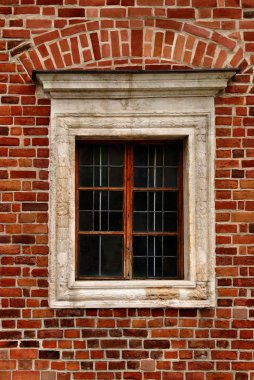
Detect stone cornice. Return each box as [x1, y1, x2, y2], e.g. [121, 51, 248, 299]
[35, 69, 237, 99]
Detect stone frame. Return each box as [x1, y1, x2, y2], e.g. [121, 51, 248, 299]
[35, 70, 236, 308]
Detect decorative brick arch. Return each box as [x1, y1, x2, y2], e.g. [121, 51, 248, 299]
[15, 19, 246, 78]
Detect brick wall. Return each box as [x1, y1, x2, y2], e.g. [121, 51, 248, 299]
[0, 1, 254, 379]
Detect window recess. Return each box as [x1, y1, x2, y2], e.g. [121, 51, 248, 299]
[76, 141, 183, 280]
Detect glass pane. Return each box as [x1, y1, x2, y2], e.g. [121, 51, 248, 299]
[133, 236, 147, 257]
[148, 145, 163, 166]
[164, 192, 178, 211]
[148, 167, 163, 188]
[79, 211, 93, 231]
[164, 145, 180, 166]
[133, 212, 147, 232]
[101, 235, 123, 276]
[163, 257, 178, 278]
[133, 143, 180, 189]
[133, 257, 147, 278]
[109, 192, 123, 211]
[94, 166, 108, 187]
[78, 235, 99, 276]
[164, 167, 178, 187]
[79, 191, 93, 210]
[79, 191, 123, 232]
[94, 145, 108, 165]
[133, 191, 178, 232]
[79, 144, 93, 165]
[78, 235, 123, 277]
[164, 236, 178, 256]
[148, 257, 162, 277]
[134, 145, 148, 166]
[79, 166, 93, 187]
[109, 212, 123, 231]
[109, 145, 124, 165]
[149, 212, 162, 231]
[134, 167, 148, 188]
[133, 192, 147, 211]
[110, 167, 123, 187]
[163, 212, 177, 232]
[78, 144, 124, 188]
[132, 235, 178, 278]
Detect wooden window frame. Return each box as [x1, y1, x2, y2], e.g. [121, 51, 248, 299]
[75, 140, 183, 281]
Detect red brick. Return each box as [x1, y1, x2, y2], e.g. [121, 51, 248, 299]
[131, 30, 143, 57]
[167, 8, 195, 18]
[214, 8, 242, 18]
[207, 375, 233, 380]
[10, 349, 38, 359]
[156, 19, 183, 31]
[13, 371, 40, 380]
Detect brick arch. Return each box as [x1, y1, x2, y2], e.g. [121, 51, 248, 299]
[17, 20, 245, 78]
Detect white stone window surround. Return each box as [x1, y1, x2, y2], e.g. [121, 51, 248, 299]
[35, 70, 236, 308]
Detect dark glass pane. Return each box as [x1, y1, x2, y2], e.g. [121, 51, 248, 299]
[109, 145, 124, 165]
[133, 212, 147, 232]
[101, 235, 123, 276]
[79, 211, 93, 231]
[147, 236, 163, 257]
[164, 236, 178, 256]
[94, 211, 108, 231]
[94, 145, 108, 165]
[109, 192, 123, 211]
[149, 211, 162, 232]
[109, 212, 123, 231]
[79, 191, 123, 232]
[79, 145, 93, 165]
[163, 212, 177, 232]
[148, 192, 162, 211]
[94, 166, 108, 187]
[79, 166, 93, 187]
[164, 192, 178, 211]
[148, 257, 162, 277]
[134, 145, 148, 166]
[164, 167, 178, 187]
[79, 191, 93, 210]
[149, 167, 163, 188]
[94, 191, 108, 210]
[78, 235, 99, 276]
[163, 257, 178, 278]
[133, 236, 147, 257]
[133, 192, 178, 233]
[133, 257, 147, 278]
[134, 167, 148, 188]
[148, 146, 163, 166]
[132, 236, 178, 278]
[164, 145, 179, 166]
[78, 235, 123, 277]
[133, 192, 147, 211]
[109, 167, 123, 187]
[133, 143, 180, 189]
[79, 144, 124, 188]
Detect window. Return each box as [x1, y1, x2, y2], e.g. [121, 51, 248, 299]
[76, 141, 183, 280]
[35, 69, 236, 308]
